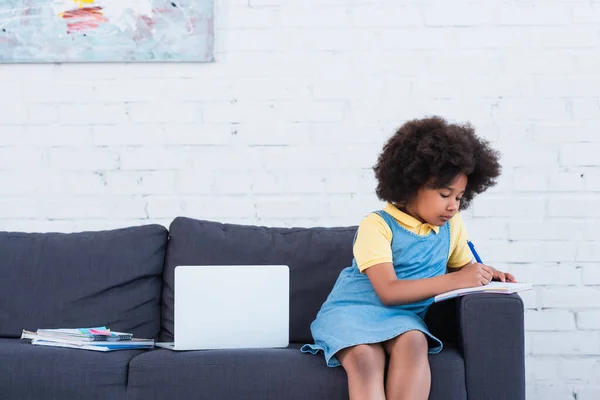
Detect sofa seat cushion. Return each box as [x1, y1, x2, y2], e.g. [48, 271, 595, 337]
[0, 338, 145, 400]
[429, 347, 467, 400]
[126, 344, 349, 400]
[126, 345, 466, 400]
[0, 224, 168, 339]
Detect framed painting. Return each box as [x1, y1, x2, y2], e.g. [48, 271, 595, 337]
[0, 0, 214, 62]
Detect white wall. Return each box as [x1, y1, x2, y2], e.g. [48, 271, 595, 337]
[1, 0, 599, 398]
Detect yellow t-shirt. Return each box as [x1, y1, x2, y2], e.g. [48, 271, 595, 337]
[353, 203, 473, 273]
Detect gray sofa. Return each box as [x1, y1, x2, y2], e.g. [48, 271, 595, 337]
[0, 217, 526, 400]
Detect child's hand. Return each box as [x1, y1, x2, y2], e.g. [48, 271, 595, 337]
[489, 266, 517, 283]
[455, 263, 494, 288]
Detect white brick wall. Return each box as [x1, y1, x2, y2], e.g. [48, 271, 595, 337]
[0, 0, 599, 397]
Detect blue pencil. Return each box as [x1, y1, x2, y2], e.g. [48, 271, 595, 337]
[467, 240, 483, 264]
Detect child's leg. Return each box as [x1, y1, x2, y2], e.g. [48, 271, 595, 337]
[337, 343, 386, 400]
[383, 330, 431, 400]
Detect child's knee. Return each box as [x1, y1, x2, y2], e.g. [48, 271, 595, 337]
[403, 330, 428, 347]
[386, 330, 428, 355]
[338, 344, 385, 376]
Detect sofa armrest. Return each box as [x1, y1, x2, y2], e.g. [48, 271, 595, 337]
[457, 293, 526, 400]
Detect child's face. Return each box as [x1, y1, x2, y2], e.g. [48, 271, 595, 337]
[406, 173, 468, 226]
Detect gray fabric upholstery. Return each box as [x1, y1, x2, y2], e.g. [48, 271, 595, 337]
[161, 217, 356, 343]
[428, 347, 467, 400]
[126, 345, 465, 400]
[0, 338, 143, 400]
[425, 296, 459, 345]
[0, 219, 524, 400]
[458, 293, 526, 400]
[0, 225, 168, 339]
[127, 345, 348, 400]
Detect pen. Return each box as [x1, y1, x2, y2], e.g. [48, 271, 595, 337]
[467, 240, 483, 264]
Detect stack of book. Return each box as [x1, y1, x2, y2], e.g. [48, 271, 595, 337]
[20, 326, 154, 352]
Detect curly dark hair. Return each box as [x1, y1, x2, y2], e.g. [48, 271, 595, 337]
[373, 116, 501, 210]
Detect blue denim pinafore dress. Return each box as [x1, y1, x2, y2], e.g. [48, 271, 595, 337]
[301, 210, 450, 367]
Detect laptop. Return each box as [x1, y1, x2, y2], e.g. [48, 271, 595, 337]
[155, 265, 289, 351]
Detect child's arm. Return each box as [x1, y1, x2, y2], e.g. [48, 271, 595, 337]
[365, 262, 494, 306]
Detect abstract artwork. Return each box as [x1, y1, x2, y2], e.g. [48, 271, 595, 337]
[0, 0, 214, 63]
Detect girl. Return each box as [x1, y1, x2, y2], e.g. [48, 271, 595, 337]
[301, 116, 517, 400]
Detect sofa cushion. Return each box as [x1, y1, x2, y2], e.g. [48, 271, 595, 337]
[429, 347, 467, 400]
[0, 338, 144, 400]
[161, 217, 356, 343]
[126, 345, 465, 400]
[0, 225, 168, 339]
[126, 344, 349, 400]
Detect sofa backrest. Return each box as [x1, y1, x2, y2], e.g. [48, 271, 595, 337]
[0, 225, 168, 339]
[162, 217, 356, 344]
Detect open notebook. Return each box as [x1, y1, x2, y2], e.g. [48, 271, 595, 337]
[434, 281, 532, 303]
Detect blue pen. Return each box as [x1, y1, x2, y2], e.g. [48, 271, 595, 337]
[467, 240, 483, 264]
